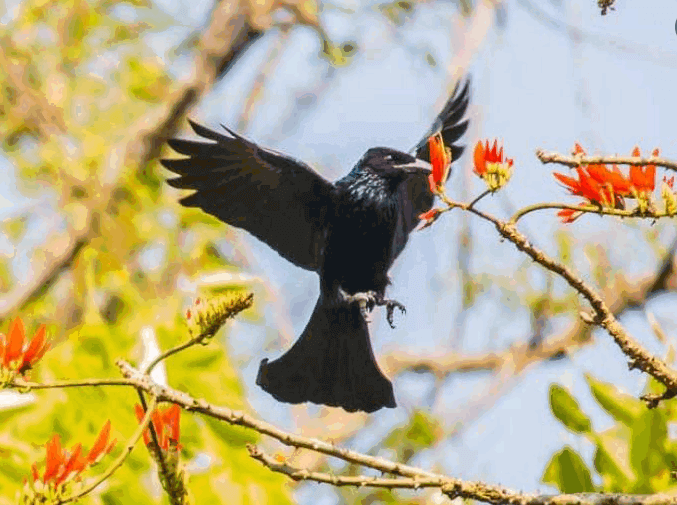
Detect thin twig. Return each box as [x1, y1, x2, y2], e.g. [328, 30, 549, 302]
[509, 202, 675, 224]
[536, 149, 677, 172]
[10, 377, 137, 389]
[144, 336, 204, 376]
[467, 189, 492, 209]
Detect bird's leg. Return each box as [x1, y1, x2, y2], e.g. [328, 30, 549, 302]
[338, 288, 376, 321]
[338, 289, 406, 328]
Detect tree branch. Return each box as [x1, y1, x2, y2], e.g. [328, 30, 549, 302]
[385, 238, 677, 379]
[117, 360, 677, 505]
[536, 149, 677, 172]
[429, 196, 677, 406]
[247, 444, 677, 505]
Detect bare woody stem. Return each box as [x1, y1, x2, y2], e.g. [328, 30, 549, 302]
[536, 149, 677, 171]
[11, 378, 137, 390]
[509, 202, 675, 224]
[144, 337, 204, 376]
[247, 444, 676, 505]
[456, 202, 677, 405]
[118, 359, 438, 479]
[117, 361, 676, 505]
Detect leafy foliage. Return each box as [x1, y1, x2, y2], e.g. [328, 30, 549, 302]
[0, 0, 292, 502]
[544, 375, 677, 494]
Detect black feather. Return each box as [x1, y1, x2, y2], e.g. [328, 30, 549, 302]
[414, 79, 471, 174]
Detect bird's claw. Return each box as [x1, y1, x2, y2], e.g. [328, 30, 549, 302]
[339, 289, 406, 328]
[384, 299, 406, 329]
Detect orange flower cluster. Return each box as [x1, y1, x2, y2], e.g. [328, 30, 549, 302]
[419, 137, 515, 228]
[554, 144, 659, 223]
[135, 404, 181, 453]
[473, 139, 514, 191]
[25, 421, 116, 498]
[427, 133, 451, 194]
[0, 318, 50, 382]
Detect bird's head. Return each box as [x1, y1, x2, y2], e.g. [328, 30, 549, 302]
[341, 147, 435, 205]
[358, 147, 432, 181]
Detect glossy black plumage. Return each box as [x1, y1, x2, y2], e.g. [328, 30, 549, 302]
[162, 80, 470, 413]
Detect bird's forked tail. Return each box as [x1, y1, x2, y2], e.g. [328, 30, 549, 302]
[256, 292, 396, 413]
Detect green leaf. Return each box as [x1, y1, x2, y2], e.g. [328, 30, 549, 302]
[542, 446, 595, 493]
[586, 374, 642, 426]
[629, 409, 668, 488]
[593, 436, 631, 491]
[125, 57, 171, 103]
[383, 411, 443, 463]
[549, 384, 592, 434]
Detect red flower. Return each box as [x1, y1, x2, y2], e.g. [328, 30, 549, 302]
[87, 419, 116, 464]
[27, 421, 115, 493]
[628, 146, 658, 194]
[554, 144, 661, 222]
[572, 142, 586, 155]
[553, 167, 621, 207]
[561, 144, 658, 199]
[427, 133, 450, 193]
[135, 404, 181, 452]
[473, 139, 514, 190]
[417, 208, 441, 230]
[0, 318, 50, 378]
[20, 324, 50, 375]
[585, 164, 631, 196]
[557, 207, 584, 224]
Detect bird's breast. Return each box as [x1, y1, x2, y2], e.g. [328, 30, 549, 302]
[322, 193, 399, 294]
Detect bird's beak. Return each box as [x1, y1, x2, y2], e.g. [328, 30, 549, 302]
[393, 159, 432, 172]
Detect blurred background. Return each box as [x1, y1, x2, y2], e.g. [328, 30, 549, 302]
[1, 0, 677, 502]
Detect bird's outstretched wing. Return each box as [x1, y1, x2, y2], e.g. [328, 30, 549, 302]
[162, 121, 335, 271]
[391, 79, 471, 247]
[413, 79, 471, 166]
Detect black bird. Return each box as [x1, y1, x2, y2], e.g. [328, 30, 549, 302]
[161, 81, 470, 413]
